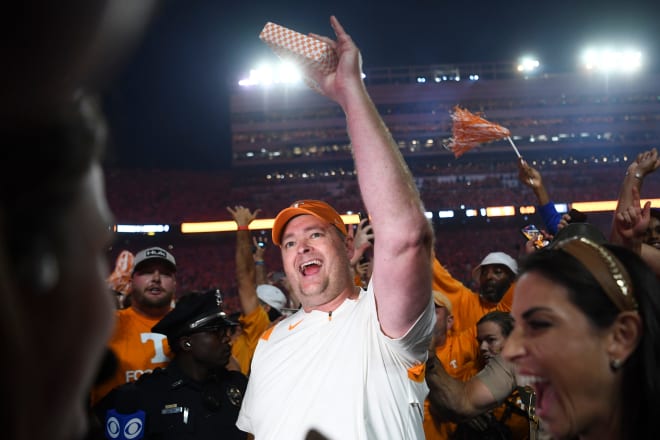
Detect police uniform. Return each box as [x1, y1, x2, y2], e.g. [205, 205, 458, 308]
[92, 290, 247, 440]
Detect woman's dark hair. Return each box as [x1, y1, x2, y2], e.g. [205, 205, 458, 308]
[477, 310, 514, 337]
[518, 243, 660, 438]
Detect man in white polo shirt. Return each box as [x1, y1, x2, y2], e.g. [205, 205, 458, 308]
[236, 16, 435, 440]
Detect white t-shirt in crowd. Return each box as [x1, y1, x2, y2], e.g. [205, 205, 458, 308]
[236, 281, 435, 439]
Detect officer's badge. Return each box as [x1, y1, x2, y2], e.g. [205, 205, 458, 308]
[226, 386, 243, 407]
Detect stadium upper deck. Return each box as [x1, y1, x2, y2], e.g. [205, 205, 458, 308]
[230, 62, 660, 169]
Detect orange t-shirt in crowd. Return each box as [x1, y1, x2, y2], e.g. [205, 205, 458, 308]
[231, 305, 272, 376]
[432, 257, 515, 333]
[491, 388, 534, 440]
[89, 307, 172, 406]
[424, 326, 480, 440]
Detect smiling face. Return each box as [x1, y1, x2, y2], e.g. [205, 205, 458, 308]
[502, 271, 620, 440]
[279, 215, 354, 311]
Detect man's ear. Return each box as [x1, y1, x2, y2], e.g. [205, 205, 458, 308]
[607, 311, 642, 366]
[180, 337, 193, 351]
[447, 314, 454, 331]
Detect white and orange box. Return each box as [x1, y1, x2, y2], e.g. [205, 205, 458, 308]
[259, 22, 338, 74]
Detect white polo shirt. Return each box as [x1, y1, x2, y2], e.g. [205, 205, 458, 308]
[236, 281, 435, 439]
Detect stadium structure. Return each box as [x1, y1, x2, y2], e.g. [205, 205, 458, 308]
[106, 61, 660, 298]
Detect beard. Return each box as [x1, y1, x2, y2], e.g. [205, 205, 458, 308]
[479, 281, 510, 304]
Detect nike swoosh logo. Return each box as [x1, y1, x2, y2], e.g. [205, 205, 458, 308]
[288, 319, 304, 331]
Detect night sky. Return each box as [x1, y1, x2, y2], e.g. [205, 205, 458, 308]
[102, 0, 660, 171]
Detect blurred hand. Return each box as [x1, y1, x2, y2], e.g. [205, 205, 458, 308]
[517, 159, 542, 189]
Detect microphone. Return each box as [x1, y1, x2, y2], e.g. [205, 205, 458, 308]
[104, 386, 145, 440]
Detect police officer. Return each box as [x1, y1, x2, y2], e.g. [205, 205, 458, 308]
[92, 289, 248, 440]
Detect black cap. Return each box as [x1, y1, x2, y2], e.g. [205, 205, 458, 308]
[152, 289, 237, 339]
[549, 222, 607, 249]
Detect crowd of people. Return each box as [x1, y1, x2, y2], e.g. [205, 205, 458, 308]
[103, 158, 659, 225]
[6, 7, 660, 440]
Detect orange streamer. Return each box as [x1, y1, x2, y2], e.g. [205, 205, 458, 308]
[446, 106, 511, 158]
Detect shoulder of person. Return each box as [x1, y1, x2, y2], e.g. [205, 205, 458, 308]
[131, 367, 168, 388]
[215, 368, 248, 388]
[93, 381, 144, 415]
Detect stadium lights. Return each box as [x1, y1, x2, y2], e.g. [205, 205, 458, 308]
[517, 57, 540, 73]
[136, 199, 660, 235]
[238, 61, 304, 87]
[238, 61, 367, 88]
[580, 47, 643, 73]
[114, 224, 171, 234]
[571, 199, 660, 213]
[484, 206, 516, 217]
[181, 214, 361, 234]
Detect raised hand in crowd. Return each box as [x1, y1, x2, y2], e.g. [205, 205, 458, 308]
[348, 216, 374, 287]
[612, 148, 659, 243]
[518, 158, 562, 234]
[610, 148, 660, 274]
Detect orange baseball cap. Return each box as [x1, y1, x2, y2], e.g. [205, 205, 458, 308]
[272, 199, 347, 246]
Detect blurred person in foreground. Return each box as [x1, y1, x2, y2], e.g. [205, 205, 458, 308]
[236, 15, 435, 439]
[2, 3, 159, 439]
[2, 92, 116, 440]
[502, 237, 660, 439]
[91, 290, 247, 439]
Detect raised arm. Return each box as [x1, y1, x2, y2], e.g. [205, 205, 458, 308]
[518, 158, 562, 234]
[227, 205, 261, 315]
[611, 148, 659, 245]
[308, 16, 433, 337]
[613, 186, 660, 274]
[426, 351, 512, 420]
